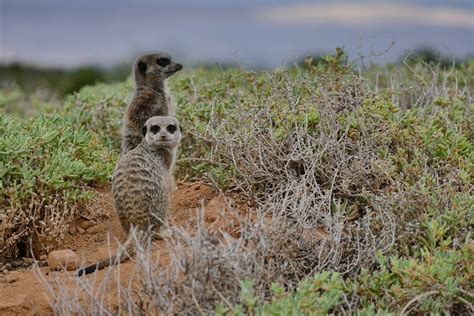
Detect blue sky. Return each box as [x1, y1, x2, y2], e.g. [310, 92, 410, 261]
[1, 0, 473, 68]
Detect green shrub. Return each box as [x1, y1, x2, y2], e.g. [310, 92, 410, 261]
[63, 79, 132, 148]
[219, 244, 472, 314]
[222, 273, 347, 315]
[0, 112, 117, 256]
[0, 85, 61, 117]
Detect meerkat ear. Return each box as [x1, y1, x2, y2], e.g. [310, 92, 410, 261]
[138, 61, 147, 76]
[141, 125, 147, 136]
[179, 125, 183, 134]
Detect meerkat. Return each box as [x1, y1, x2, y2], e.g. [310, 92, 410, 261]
[121, 52, 182, 155]
[77, 116, 182, 276]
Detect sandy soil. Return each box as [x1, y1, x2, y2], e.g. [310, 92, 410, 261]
[0, 182, 247, 315]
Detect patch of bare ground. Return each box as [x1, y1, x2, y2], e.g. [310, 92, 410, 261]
[0, 182, 249, 315]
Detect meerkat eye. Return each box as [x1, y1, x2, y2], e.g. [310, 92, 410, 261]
[166, 124, 177, 133]
[156, 58, 170, 67]
[138, 61, 147, 75]
[150, 125, 160, 134]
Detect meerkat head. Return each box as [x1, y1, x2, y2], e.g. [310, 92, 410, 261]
[141, 116, 182, 149]
[133, 52, 183, 88]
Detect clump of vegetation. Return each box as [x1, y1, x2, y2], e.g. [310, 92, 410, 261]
[2, 50, 473, 313]
[0, 109, 117, 257]
[63, 79, 132, 147]
[0, 84, 62, 118]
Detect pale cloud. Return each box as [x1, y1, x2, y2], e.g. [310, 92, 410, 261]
[257, 4, 474, 29]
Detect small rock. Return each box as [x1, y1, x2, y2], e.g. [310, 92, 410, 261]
[2, 269, 7, 274]
[23, 257, 34, 265]
[79, 220, 93, 230]
[47, 249, 80, 271]
[11, 260, 22, 269]
[77, 226, 86, 235]
[5, 271, 21, 283]
[87, 224, 105, 235]
[68, 225, 77, 235]
[94, 232, 106, 242]
[4, 263, 12, 271]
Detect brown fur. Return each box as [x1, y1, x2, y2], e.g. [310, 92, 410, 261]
[121, 52, 182, 155]
[77, 116, 182, 276]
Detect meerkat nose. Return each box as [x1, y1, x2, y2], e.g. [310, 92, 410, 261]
[160, 135, 167, 140]
[176, 63, 183, 70]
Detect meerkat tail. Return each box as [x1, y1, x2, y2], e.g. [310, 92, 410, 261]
[76, 237, 135, 277]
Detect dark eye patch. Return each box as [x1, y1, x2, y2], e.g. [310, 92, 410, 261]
[166, 124, 177, 133]
[150, 125, 160, 134]
[138, 61, 147, 75]
[157, 58, 170, 67]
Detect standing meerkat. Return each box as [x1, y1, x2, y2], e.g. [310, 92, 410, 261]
[121, 52, 182, 155]
[77, 116, 182, 276]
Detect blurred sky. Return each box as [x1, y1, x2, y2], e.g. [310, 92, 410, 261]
[1, 0, 473, 68]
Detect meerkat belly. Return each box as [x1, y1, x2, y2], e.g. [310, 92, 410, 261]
[112, 155, 170, 233]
